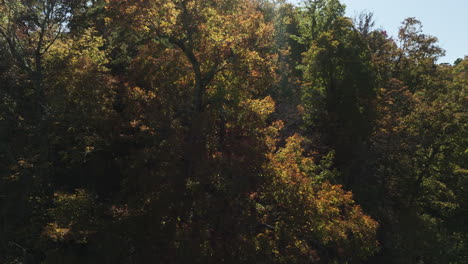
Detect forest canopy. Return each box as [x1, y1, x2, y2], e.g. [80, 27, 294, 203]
[0, 0, 466, 263]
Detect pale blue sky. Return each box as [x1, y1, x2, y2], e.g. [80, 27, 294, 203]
[289, 0, 468, 64]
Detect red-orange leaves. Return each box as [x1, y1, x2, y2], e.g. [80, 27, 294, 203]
[255, 134, 379, 262]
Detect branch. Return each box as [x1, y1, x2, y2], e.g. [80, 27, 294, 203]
[35, 0, 53, 59]
[0, 27, 32, 74]
[41, 24, 62, 55]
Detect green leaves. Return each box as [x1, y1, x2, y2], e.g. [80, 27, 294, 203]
[1, 0, 465, 263]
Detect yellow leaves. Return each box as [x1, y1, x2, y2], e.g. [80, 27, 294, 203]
[44, 189, 97, 244]
[331, 40, 340, 48]
[205, 7, 236, 44]
[129, 119, 153, 133]
[104, 16, 112, 25]
[282, 16, 292, 25]
[54, 189, 90, 203]
[43, 222, 71, 242]
[244, 96, 275, 119]
[154, 1, 180, 35]
[129, 86, 157, 102]
[47, 28, 108, 72]
[84, 146, 95, 156]
[18, 158, 34, 169]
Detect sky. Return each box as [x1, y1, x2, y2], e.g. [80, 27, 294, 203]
[289, 0, 468, 64]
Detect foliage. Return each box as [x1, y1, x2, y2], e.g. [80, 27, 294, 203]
[0, 0, 466, 263]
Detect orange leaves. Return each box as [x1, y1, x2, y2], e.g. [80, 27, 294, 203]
[254, 133, 379, 261]
[106, 0, 180, 34]
[267, 134, 313, 185]
[108, 0, 277, 118]
[129, 86, 156, 102]
[262, 120, 284, 152]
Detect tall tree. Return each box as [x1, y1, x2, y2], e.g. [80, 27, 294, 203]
[299, 12, 376, 187]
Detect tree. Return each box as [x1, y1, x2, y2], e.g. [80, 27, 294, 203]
[1, 0, 464, 263]
[297, 0, 345, 44]
[361, 59, 467, 264]
[393, 18, 445, 92]
[300, 14, 376, 187]
[0, 0, 86, 119]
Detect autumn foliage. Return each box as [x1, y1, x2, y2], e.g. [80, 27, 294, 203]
[0, 0, 466, 263]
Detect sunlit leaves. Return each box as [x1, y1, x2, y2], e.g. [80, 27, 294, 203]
[253, 134, 379, 262]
